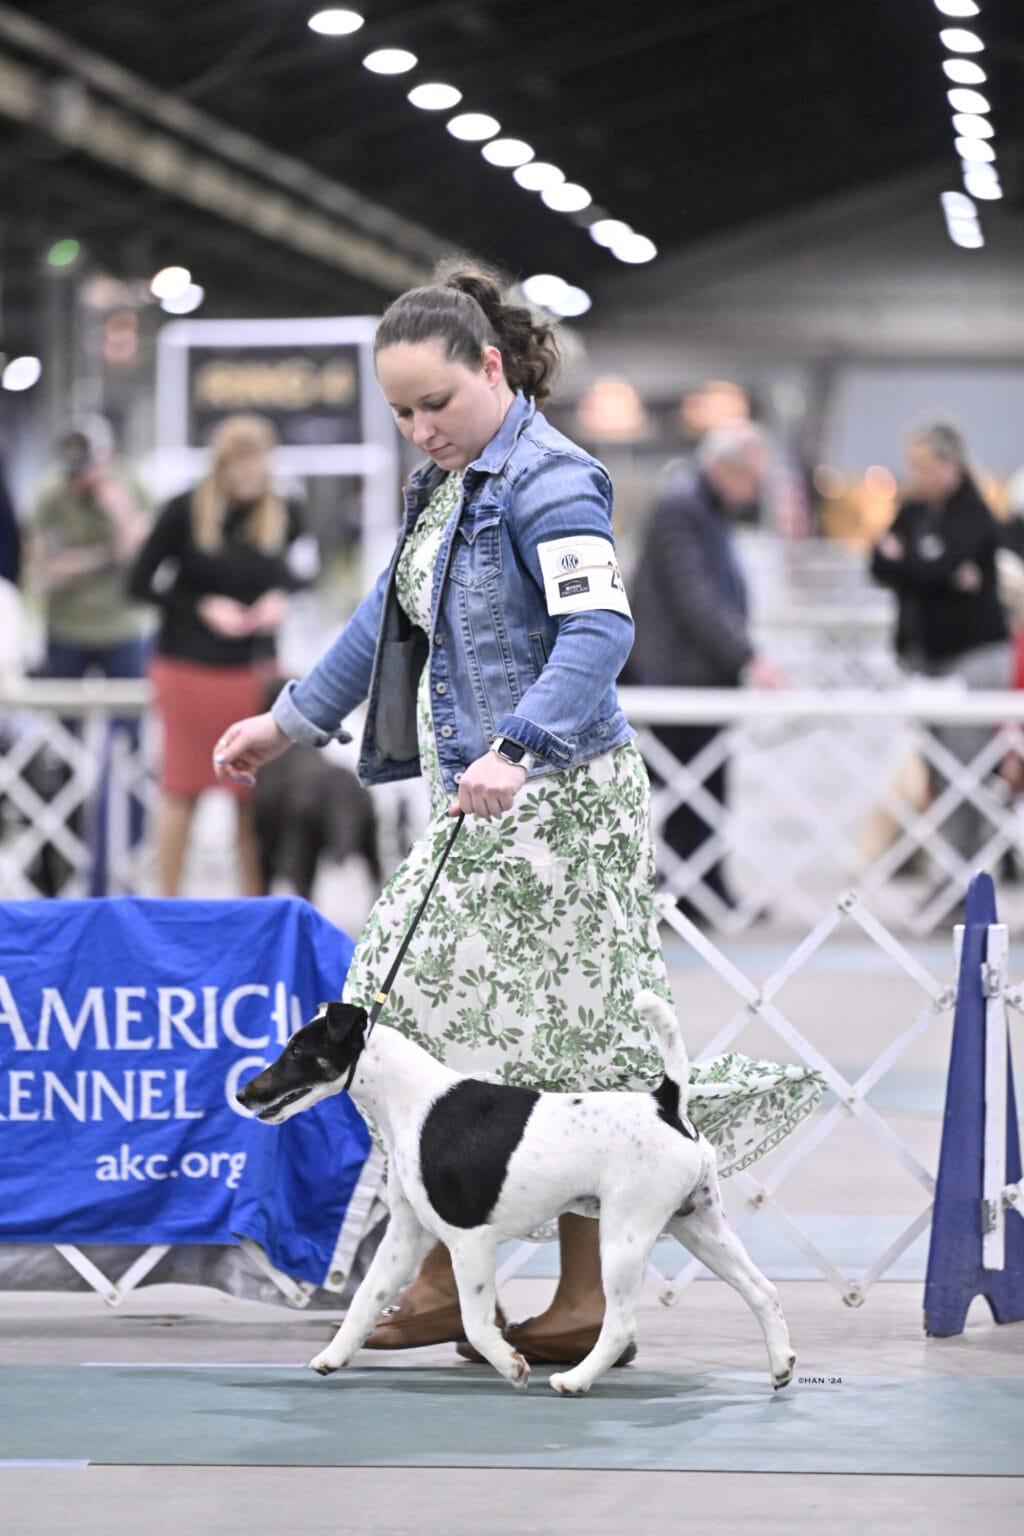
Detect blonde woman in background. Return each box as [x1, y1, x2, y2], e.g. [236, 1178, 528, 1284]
[128, 415, 319, 895]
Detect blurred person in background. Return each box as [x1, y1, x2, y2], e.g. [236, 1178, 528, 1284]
[0, 447, 23, 678]
[25, 419, 152, 895]
[870, 419, 1011, 869]
[128, 414, 319, 897]
[629, 423, 785, 920]
[0, 447, 21, 589]
[677, 379, 811, 537]
[678, 379, 752, 446]
[27, 418, 151, 682]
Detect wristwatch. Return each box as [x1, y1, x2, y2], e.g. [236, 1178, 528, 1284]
[490, 736, 534, 772]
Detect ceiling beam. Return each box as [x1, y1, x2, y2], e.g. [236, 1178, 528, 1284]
[0, 3, 445, 290]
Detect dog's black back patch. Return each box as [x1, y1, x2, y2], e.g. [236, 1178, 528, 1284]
[652, 1077, 698, 1140]
[418, 1080, 540, 1228]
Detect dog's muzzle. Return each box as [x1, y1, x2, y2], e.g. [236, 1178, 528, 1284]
[237, 1084, 308, 1122]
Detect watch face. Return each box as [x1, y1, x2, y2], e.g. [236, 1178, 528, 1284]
[497, 738, 526, 763]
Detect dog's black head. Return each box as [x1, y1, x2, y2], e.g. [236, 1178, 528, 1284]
[235, 1001, 369, 1124]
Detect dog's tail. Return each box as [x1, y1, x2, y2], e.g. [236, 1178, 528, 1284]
[634, 989, 690, 1111]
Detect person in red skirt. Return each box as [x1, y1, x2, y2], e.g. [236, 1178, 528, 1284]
[128, 415, 319, 895]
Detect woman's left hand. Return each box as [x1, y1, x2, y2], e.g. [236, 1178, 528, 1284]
[455, 751, 528, 820]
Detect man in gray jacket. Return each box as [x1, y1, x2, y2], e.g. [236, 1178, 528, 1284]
[629, 423, 782, 916]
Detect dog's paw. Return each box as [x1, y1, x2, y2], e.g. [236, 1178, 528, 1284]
[772, 1353, 796, 1391]
[308, 1349, 342, 1376]
[510, 1351, 530, 1391]
[550, 1369, 590, 1396]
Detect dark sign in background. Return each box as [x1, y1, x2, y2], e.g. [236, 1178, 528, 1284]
[186, 343, 363, 448]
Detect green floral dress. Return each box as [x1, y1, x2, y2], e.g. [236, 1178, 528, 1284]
[343, 472, 823, 1177]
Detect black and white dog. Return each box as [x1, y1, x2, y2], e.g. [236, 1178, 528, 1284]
[237, 992, 795, 1396]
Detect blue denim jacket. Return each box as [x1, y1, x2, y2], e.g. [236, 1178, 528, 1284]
[272, 392, 635, 791]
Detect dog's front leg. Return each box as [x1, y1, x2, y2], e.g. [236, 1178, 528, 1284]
[308, 1195, 434, 1377]
[550, 1214, 645, 1396]
[449, 1229, 529, 1391]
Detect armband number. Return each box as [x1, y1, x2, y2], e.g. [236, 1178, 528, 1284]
[536, 535, 632, 619]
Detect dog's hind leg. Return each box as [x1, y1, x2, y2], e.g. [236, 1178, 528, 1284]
[666, 1171, 795, 1390]
[308, 1195, 435, 1377]
[448, 1229, 530, 1391]
[550, 1211, 648, 1396]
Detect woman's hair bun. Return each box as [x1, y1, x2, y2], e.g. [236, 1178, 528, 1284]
[374, 258, 563, 405]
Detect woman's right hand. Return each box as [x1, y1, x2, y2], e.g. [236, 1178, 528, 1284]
[212, 712, 292, 786]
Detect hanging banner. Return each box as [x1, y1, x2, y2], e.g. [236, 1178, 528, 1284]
[0, 897, 370, 1286]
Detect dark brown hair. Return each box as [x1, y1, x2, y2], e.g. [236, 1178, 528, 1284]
[374, 259, 563, 406]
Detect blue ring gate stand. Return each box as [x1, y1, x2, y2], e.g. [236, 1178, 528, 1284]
[924, 871, 1024, 1336]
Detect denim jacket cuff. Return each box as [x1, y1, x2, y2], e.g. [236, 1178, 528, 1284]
[493, 712, 573, 768]
[272, 680, 353, 748]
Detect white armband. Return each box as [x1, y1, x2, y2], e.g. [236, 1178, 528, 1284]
[536, 535, 632, 619]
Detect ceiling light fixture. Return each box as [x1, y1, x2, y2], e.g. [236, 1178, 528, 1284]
[947, 87, 990, 113]
[556, 285, 592, 317]
[363, 48, 417, 74]
[1, 355, 42, 391]
[934, 5, 999, 248]
[446, 112, 499, 141]
[950, 111, 994, 137]
[160, 283, 206, 315]
[407, 83, 462, 110]
[610, 233, 658, 264]
[955, 135, 995, 162]
[962, 164, 1003, 199]
[942, 58, 986, 83]
[541, 182, 592, 213]
[150, 265, 192, 300]
[513, 161, 564, 191]
[308, 9, 364, 35]
[481, 138, 534, 167]
[939, 27, 985, 51]
[521, 273, 569, 308]
[588, 218, 633, 248]
[520, 273, 591, 317]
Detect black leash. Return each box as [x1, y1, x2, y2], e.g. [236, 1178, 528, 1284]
[367, 810, 465, 1030]
[342, 811, 465, 1088]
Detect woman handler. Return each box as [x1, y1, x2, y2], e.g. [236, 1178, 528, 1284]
[215, 264, 821, 1363]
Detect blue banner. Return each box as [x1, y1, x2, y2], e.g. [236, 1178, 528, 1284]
[0, 897, 371, 1286]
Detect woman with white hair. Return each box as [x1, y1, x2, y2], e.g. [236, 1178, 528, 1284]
[128, 414, 318, 895]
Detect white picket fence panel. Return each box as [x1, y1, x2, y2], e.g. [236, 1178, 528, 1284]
[3, 678, 1024, 1307]
[619, 685, 1024, 937]
[646, 891, 953, 1307]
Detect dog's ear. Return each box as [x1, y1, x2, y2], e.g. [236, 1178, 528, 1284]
[323, 1001, 368, 1042]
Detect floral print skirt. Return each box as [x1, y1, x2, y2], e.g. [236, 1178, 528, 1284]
[343, 740, 824, 1179]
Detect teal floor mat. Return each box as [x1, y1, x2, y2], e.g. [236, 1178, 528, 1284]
[1, 1366, 1020, 1474]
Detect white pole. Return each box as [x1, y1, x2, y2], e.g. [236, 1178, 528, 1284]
[982, 924, 1009, 1271]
